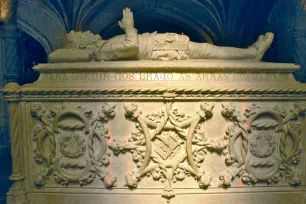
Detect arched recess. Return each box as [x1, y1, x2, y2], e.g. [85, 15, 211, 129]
[16, 0, 68, 54]
[15, 0, 279, 52]
[83, 0, 225, 44]
[82, 0, 277, 47]
[221, 0, 277, 47]
[99, 9, 214, 44]
[19, 32, 47, 85]
[264, 0, 306, 82]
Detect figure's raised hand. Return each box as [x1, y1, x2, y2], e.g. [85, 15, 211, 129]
[118, 8, 135, 32]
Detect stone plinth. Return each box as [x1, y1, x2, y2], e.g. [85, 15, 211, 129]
[2, 60, 306, 204]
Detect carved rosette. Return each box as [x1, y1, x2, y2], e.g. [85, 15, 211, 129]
[110, 102, 226, 202]
[219, 102, 305, 186]
[31, 103, 117, 187]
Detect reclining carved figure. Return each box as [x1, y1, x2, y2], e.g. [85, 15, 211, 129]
[49, 8, 274, 62]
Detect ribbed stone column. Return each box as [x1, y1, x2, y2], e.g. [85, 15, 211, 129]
[0, 22, 21, 160]
[0, 21, 26, 204]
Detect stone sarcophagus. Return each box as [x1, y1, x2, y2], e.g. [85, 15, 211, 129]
[2, 60, 306, 204]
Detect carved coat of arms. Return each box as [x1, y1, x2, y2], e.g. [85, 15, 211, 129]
[110, 102, 226, 202]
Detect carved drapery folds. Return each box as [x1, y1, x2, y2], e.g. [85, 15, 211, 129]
[31, 103, 117, 187]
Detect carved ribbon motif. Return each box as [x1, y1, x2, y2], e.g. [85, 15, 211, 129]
[30, 101, 305, 203]
[219, 102, 305, 186]
[110, 102, 226, 202]
[31, 103, 117, 187]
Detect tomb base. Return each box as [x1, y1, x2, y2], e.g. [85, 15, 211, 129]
[3, 60, 306, 204]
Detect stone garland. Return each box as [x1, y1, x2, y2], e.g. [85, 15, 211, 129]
[31, 103, 117, 187]
[30, 102, 306, 203]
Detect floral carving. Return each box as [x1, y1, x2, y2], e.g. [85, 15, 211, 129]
[31, 103, 117, 187]
[103, 173, 117, 188]
[273, 105, 287, 118]
[124, 171, 139, 188]
[219, 102, 306, 187]
[198, 172, 212, 188]
[249, 131, 276, 158]
[30, 103, 45, 118]
[60, 133, 86, 158]
[29, 101, 306, 198]
[110, 102, 225, 202]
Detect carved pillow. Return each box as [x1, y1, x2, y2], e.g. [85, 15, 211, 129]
[48, 49, 91, 63]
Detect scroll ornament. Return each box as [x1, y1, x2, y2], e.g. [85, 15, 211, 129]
[219, 102, 306, 186]
[31, 103, 117, 187]
[109, 102, 226, 202]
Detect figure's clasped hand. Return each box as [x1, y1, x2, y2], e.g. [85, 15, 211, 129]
[118, 8, 135, 33]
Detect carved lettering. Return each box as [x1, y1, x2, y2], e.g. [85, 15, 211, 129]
[178, 73, 191, 80]
[196, 73, 229, 81]
[139, 73, 174, 81]
[41, 73, 291, 82]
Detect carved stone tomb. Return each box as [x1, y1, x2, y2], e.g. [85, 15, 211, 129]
[3, 60, 306, 204]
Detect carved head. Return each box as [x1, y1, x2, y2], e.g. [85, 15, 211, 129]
[98, 103, 116, 122]
[199, 103, 214, 120]
[124, 104, 141, 120]
[65, 31, 104, 50]
[102, 103, 116, 118]
[221, 103, 236, 120]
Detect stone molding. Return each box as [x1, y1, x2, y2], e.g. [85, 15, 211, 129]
[3, 60, 306, 204]
[33, 60, 300, 73]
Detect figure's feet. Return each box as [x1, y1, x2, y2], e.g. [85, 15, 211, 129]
[250, 32, 274, 61]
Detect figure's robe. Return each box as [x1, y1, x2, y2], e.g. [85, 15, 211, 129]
[100, 30, 190, 61]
